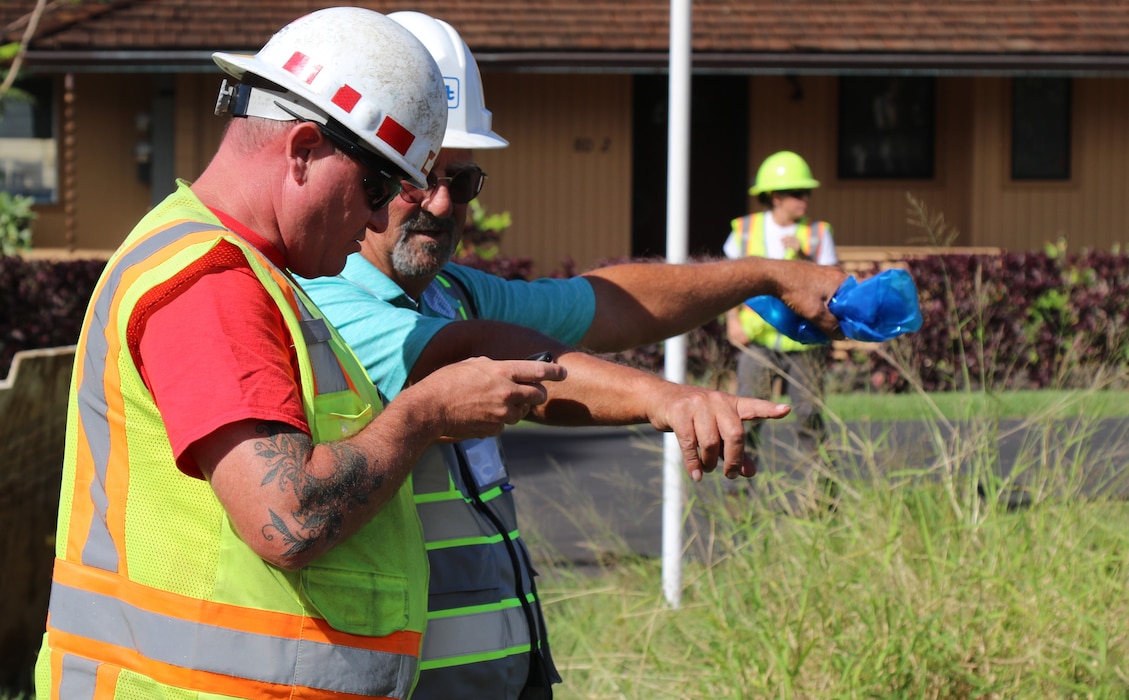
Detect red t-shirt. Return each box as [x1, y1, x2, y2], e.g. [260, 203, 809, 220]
[132, 211, 309, 478]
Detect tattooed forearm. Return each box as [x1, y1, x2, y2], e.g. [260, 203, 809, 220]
[252, 421, 385, 557]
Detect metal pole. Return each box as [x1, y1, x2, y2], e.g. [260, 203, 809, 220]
[662, 0, 691, 609]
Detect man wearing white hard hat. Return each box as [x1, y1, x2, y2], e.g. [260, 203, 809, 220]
[33, 9, 568, 699]
[304, 11, 849, 700]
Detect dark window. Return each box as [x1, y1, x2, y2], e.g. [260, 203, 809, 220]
[631, 74, 749, 258]
[0, 77, 58, 204]
[1011, 77, 1071, 180]
[838, 76, 935, 179]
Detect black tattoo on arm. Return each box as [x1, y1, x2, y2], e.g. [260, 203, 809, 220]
[252, 421, 385, 557]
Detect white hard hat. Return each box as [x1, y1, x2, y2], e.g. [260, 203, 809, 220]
[388, 11, 508, 150]
[212, 7, 447, 188]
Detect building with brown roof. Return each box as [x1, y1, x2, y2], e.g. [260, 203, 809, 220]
[4, 0, 1129, 270]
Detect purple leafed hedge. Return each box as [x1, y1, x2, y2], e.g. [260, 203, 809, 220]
[4, 249, 1128, 393]
[1, 256, 106, 379]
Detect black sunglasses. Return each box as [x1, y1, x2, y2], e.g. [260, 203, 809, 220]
[399, 166, 487, 205]
[777, 189, 812, 199]
[315, 123, 404, 210]
[272, 100, 405, 211]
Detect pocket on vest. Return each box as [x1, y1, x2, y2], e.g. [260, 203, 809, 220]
[301, 566, 409, 636]
[313, 390, 374, 441]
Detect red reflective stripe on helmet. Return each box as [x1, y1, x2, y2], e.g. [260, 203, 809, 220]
[333, 85, 362, 112]
[283, 51, 322, 84]
[377, 116, 415, 156]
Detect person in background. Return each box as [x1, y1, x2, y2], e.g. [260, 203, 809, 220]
[723, 150, 840, 481]
[33, 9, 567, 699]
[303, 14, 849, 700]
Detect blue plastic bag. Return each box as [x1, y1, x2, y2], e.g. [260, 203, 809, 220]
[745, 268, 923, 344]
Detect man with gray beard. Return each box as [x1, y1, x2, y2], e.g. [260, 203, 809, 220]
[390, 209, 459, 278]
[301, 12, 847, 699]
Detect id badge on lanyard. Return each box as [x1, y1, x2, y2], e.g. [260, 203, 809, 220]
[462, 437, 509, 491]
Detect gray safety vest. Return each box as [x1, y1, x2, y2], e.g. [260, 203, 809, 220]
[410, 271, 560, 700]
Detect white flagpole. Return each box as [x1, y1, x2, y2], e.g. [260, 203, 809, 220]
[662, 0, 691, 609]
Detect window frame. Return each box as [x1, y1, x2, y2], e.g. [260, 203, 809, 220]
[0, 76, 59, 205]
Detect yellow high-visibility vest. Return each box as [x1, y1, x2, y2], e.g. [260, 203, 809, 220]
[37, 184, 427, 699]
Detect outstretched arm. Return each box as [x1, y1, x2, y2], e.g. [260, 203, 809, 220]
[530, 348, 790, 481]
[578, 257, 847, 352]
[409, 320, 789, 481]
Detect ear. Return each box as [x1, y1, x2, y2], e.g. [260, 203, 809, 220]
[285, 121, 326, 185]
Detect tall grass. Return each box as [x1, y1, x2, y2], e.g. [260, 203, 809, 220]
[532, 199, 1129, 699]
[539, 485, 1129, 698]
[533, 382, 1129, 698]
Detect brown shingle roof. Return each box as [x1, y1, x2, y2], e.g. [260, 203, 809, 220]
[4, 0, 1129, 70]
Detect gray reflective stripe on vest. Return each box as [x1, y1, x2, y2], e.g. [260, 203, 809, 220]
[295, 298, 349, 394]
[420, 604, 532, 667]
[58, 654, 98, 700]
[77, 221, 220, 572]
[49, 580, 415, 697]
[76, 224, 347, 572]
[414, 443, 519, 544]
[416, 495, 518, 545]
[412, 444, 455, 496]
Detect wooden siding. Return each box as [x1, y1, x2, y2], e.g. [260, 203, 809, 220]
[24, 71, 1128, 258]
[32, 74, 153, 249]
[475, 73, 633, 275]
[970, 76, 1129, 252]
[174, 73, 227, 184]
[745, 75, 974, 249]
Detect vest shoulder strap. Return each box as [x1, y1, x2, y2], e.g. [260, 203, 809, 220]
[432, 270, 479, 320]
[730, 213, 763, 257]
[799, 219, 827, 261]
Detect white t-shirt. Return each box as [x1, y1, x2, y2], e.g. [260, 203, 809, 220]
[723, 213, 838, 266]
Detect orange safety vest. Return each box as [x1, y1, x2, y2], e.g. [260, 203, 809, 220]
[731, 211, 830, 352]
[36, 185, 427, 699]
[731, 211, 829, 263]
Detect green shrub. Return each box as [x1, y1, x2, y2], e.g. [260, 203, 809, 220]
[0, 192, 36, 256]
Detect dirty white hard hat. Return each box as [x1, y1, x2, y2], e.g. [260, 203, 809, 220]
[212, 7, 447, 188]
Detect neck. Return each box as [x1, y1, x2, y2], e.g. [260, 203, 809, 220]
[771, 209, 797, 227]
[394, 273, 433, 302]
[191, 152, 283, 250]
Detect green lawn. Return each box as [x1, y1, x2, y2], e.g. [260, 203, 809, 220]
[828, 388, 1129, 422]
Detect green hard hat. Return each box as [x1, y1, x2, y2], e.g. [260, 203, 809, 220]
[749, 151, 820, 196]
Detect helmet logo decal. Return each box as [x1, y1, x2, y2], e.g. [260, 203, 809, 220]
[282, 51, 322, 85]
[444, 77, 461, 108]
[332, 85, 361, 113]
[376, 116, 416, 157]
